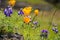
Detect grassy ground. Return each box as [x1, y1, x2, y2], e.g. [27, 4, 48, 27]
[0, 10, 60, 40]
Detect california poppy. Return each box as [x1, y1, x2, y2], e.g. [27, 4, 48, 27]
[8, 0, 16, 7]
[23, 6, 32, 16]
[24, 16, 31, 24]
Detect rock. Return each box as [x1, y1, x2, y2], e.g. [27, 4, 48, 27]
[7, 33, 24, 40]
[0, 38, 3, 40]
[1, 34, 8, 38]
[15, 33, 24, 40]
[0, 34, 8, 40]
[7, 33, 14, 39]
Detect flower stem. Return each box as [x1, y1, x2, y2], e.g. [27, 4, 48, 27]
[49, 8, 57, 28]
[32, 15, 37, 23]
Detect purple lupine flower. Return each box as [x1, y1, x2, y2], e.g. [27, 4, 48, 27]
[52, 27, 58, 33]
[4, 6, 13, 17]
[8, 8, 13, 14]
[18, 10, 24, 15]
[52, 27, 56, 31]
[55, 29, 58, 33]
[7, 6, 13, 14]
[33, 21, 38, 25]
[7, 6, 10, 9]
[4, 9, 10, 17]
[42, 30, 48, 33]
[4, 8, 10, 17]
[4, 9, 7, 15]
[18, 8, 24, 15]
[40, 30, 48, 38]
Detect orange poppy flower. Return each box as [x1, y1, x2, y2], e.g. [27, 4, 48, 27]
[8, 0, 16, 7]
[23, 8, 30, 16]
[23, 6, 32, 16]
[34, 9, 39, 15]
[26, 6, 32, 12]
[24, 16, 31, 24]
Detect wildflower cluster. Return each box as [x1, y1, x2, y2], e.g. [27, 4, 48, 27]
[4, 6, 39, 24]
[2, 5, 59, 40]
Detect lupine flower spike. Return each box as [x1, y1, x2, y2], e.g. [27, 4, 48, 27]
[18, 8, 24, 15]
[40, 30, 48, 39]
[32, 21, 38, 29]
[4, 6, 13, 17]
[52, 27, 58, 33]
[33, 21, 38, 25]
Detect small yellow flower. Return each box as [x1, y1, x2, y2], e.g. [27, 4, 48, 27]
[8, 0, 16, 7]
[34, 9, 39, 15]
[24, 16, 31, 24]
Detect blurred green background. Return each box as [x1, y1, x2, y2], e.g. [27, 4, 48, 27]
[0, 0, 60, 10]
